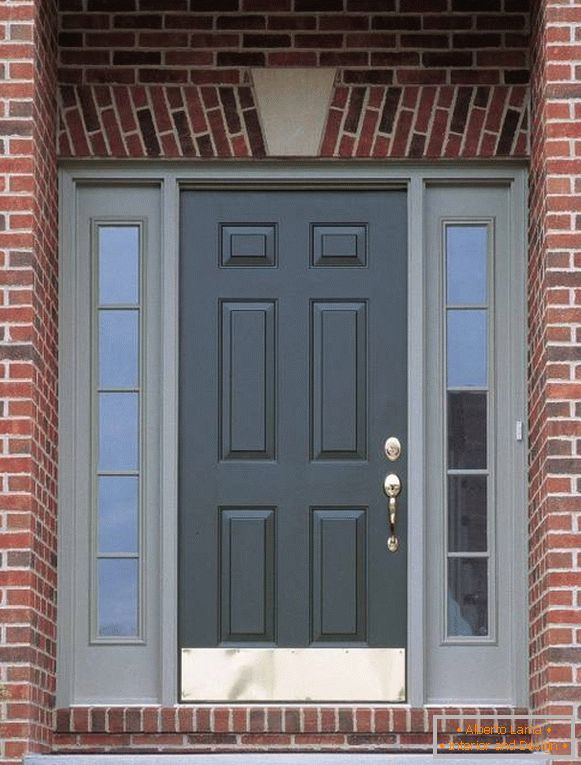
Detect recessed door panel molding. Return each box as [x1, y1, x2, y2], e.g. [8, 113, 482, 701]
[311, 508, 367, 643]
[311, 301, 367, 461]
[219, 507, 275, 643]
[221, 224, 277, 267]
[219, 301, 276, 461]
[311, 224, 367, 267]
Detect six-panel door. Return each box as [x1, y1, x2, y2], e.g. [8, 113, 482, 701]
[179, 190, 407, 673]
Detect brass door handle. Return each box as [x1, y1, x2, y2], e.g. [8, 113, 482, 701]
[383, 473, 402, 553]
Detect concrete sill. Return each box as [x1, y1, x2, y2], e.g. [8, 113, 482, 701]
[25, 754, 551, 765]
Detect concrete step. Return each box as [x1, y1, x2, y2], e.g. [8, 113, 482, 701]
[24, 755, 550, 765]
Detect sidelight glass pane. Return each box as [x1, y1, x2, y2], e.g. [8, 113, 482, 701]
[447, 558, 488, 637]
[99, 310, 139, 389]
[447, 310, 487, 388]
[448, 391, 487, 470]
[99, 226, 139, 305]
[446, 225, 488, 305]
[98, 476, 139, 554]
[93, 223, 142, 643]
[97, 558, 139, 637]
[98, 392, 139, 471]
[448, 475, 487, 552]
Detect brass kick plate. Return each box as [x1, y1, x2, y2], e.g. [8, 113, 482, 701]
[181, 647, 405, 702]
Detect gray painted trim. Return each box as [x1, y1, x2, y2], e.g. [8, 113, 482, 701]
[57, 169, 77, 706]
[58, 161, 528, 708]
[407, 175, 425, 707]
[60, 158, 527, 177]
[159, 177, 180, 705]
[58, 182, 163, 705]
[509, 172, 529, 707]
[423, 181, 527, 705]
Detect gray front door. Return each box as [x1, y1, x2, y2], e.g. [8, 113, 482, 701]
[179, 189, 407, 700]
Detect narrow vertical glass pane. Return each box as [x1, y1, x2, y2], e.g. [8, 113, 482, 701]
[448, 475, 487, 552]
[447, 310, 487, 388]
[446, 225, 488, 305]
[98, 476, 139, 554]
[98, 392, 139, 471]
[99, 310, 139, 389]
[448, 558, 488, 637]
[99, 226, 139, 305]
[448, 391, 487, 469]
[98, 558, 139, 637]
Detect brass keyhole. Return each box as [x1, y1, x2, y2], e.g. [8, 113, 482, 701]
[383, 436, 401, 462]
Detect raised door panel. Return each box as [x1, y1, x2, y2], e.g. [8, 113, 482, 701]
[220, 301, 276, 461]
[311, 301, 367, 461]
[311, 224, 367, 267]
[219, 508, 275, 643]
[221, 224, 277, 267]
[311, 508, 367, 643]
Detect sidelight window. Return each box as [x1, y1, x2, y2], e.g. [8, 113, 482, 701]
[444, 224, 492, 640]
[93, 225, 142, 641]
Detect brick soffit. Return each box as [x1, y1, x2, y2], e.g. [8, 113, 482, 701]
[58, 79, 529, 160]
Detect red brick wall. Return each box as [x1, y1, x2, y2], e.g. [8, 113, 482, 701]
[57, 0, 531, 158]
[58, 0, 529, 87]
[528, 0, 549, 721]
[528, 1, 581, 762]
[53, 706, 527, 753]
[0, 1, 58, 764]
[7, 0, 581, 761]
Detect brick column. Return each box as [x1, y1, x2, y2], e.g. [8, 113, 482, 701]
[529, 1, 581, 760]
[0, 1, 58, 763]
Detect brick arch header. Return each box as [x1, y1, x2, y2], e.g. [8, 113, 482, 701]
[321, 83, 528, 157]
[58, 81, 528, 159]
[58, 84, 266, 158]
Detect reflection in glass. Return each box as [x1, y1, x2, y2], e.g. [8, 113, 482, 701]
[99, 311, 139, 388]
[448, 558, 488, 637]
[98, 558, 139, 637]
[447, 310, 487, 388]
[448, 475, 487, 552]
[99, 226, 139, 305]
[446, 225, 488, 305]
[98, 393, 139, 471]
[98, 476, 139, 554]
[448, 391, 487, 469]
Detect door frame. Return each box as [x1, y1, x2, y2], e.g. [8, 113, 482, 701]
[57, 161, 528, 708]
